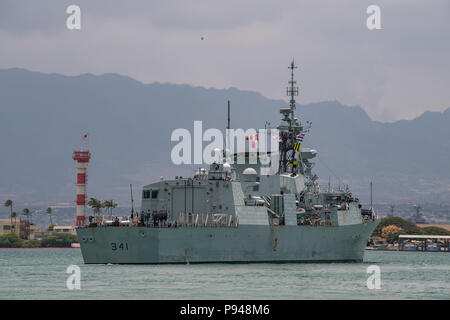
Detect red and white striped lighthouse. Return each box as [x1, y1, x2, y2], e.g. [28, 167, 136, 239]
[72, 150, 91, 227]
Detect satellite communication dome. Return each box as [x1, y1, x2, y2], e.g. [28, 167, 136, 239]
[243, 168, 257, 182]
[243, 167, 257, 175]
[223, 163, 231, 172]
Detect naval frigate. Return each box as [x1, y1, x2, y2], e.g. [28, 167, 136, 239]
[76, 61, 379, 264]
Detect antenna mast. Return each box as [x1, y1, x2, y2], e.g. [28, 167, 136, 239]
[227, 100, 230, 131]
[287, 60, 298, 122]
[225, 100, 231, 162]
[130, 184, 134, 218]
[279, 60, 301, 174]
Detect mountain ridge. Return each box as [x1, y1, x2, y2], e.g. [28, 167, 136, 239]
[0, 68, 449, 206]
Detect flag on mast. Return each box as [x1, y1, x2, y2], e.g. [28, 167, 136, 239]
[295, 133, 304, 143]
[82, 133, 88, 141]
[294, 132, 305, 151]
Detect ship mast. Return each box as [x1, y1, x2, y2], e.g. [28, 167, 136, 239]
[225, 100, 231, 163]
[279, 60, 301, 174]
[287, 60, 298, 122]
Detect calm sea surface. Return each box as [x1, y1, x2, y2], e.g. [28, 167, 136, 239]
[0, 249, 448, 299]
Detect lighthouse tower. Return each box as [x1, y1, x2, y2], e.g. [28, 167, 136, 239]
[72, 150, 91, 227]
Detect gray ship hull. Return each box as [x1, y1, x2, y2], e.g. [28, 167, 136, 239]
[76, 221, 378, 264]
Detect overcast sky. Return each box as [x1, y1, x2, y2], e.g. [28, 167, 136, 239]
[0, 0, 449, 122]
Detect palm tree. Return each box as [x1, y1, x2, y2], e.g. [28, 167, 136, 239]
[88, 198, 102, 216]
[11, 212, 17, 232]
[101, 200, 109, 215]
[4, 200, 13, 232]
[110, 200, 117, 215]
[102, 200, 118, 215]
[46, 207, 53, 227]
[22, 208, 31, 239]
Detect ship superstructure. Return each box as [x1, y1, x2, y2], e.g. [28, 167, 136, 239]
[76, 62, 378, 264]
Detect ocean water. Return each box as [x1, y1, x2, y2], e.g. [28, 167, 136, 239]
[0, 249, 448, 300]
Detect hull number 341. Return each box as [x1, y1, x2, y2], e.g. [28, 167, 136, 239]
[111, 242, 129, 251]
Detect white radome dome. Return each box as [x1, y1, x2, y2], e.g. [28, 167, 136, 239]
[243, 167, 257, 175]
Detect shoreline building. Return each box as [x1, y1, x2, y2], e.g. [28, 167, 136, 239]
[0, 218, 37, 240]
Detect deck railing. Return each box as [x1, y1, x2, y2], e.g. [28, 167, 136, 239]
[84, 213, 239, 228]
[178, 213, 238, 227]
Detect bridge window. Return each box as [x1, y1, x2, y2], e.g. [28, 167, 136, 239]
[151, 190, 159, 199]
[143, 190, 151, 199]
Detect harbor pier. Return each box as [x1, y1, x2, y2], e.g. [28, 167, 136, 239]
[398, 235, 450, 252]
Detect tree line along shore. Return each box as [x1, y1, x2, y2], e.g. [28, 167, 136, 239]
[1, 198, 117, 248]
[0, 232, 78, 248]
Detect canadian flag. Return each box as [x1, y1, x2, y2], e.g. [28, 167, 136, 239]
[246, 134, 258, 148]
[271, 135, 282, 142]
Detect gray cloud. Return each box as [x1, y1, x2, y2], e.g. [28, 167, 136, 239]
[0, 0, 449, 121]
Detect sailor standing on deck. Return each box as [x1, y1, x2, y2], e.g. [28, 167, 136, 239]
[139, 211, 145, 226]
[146, 210, 151, 226]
